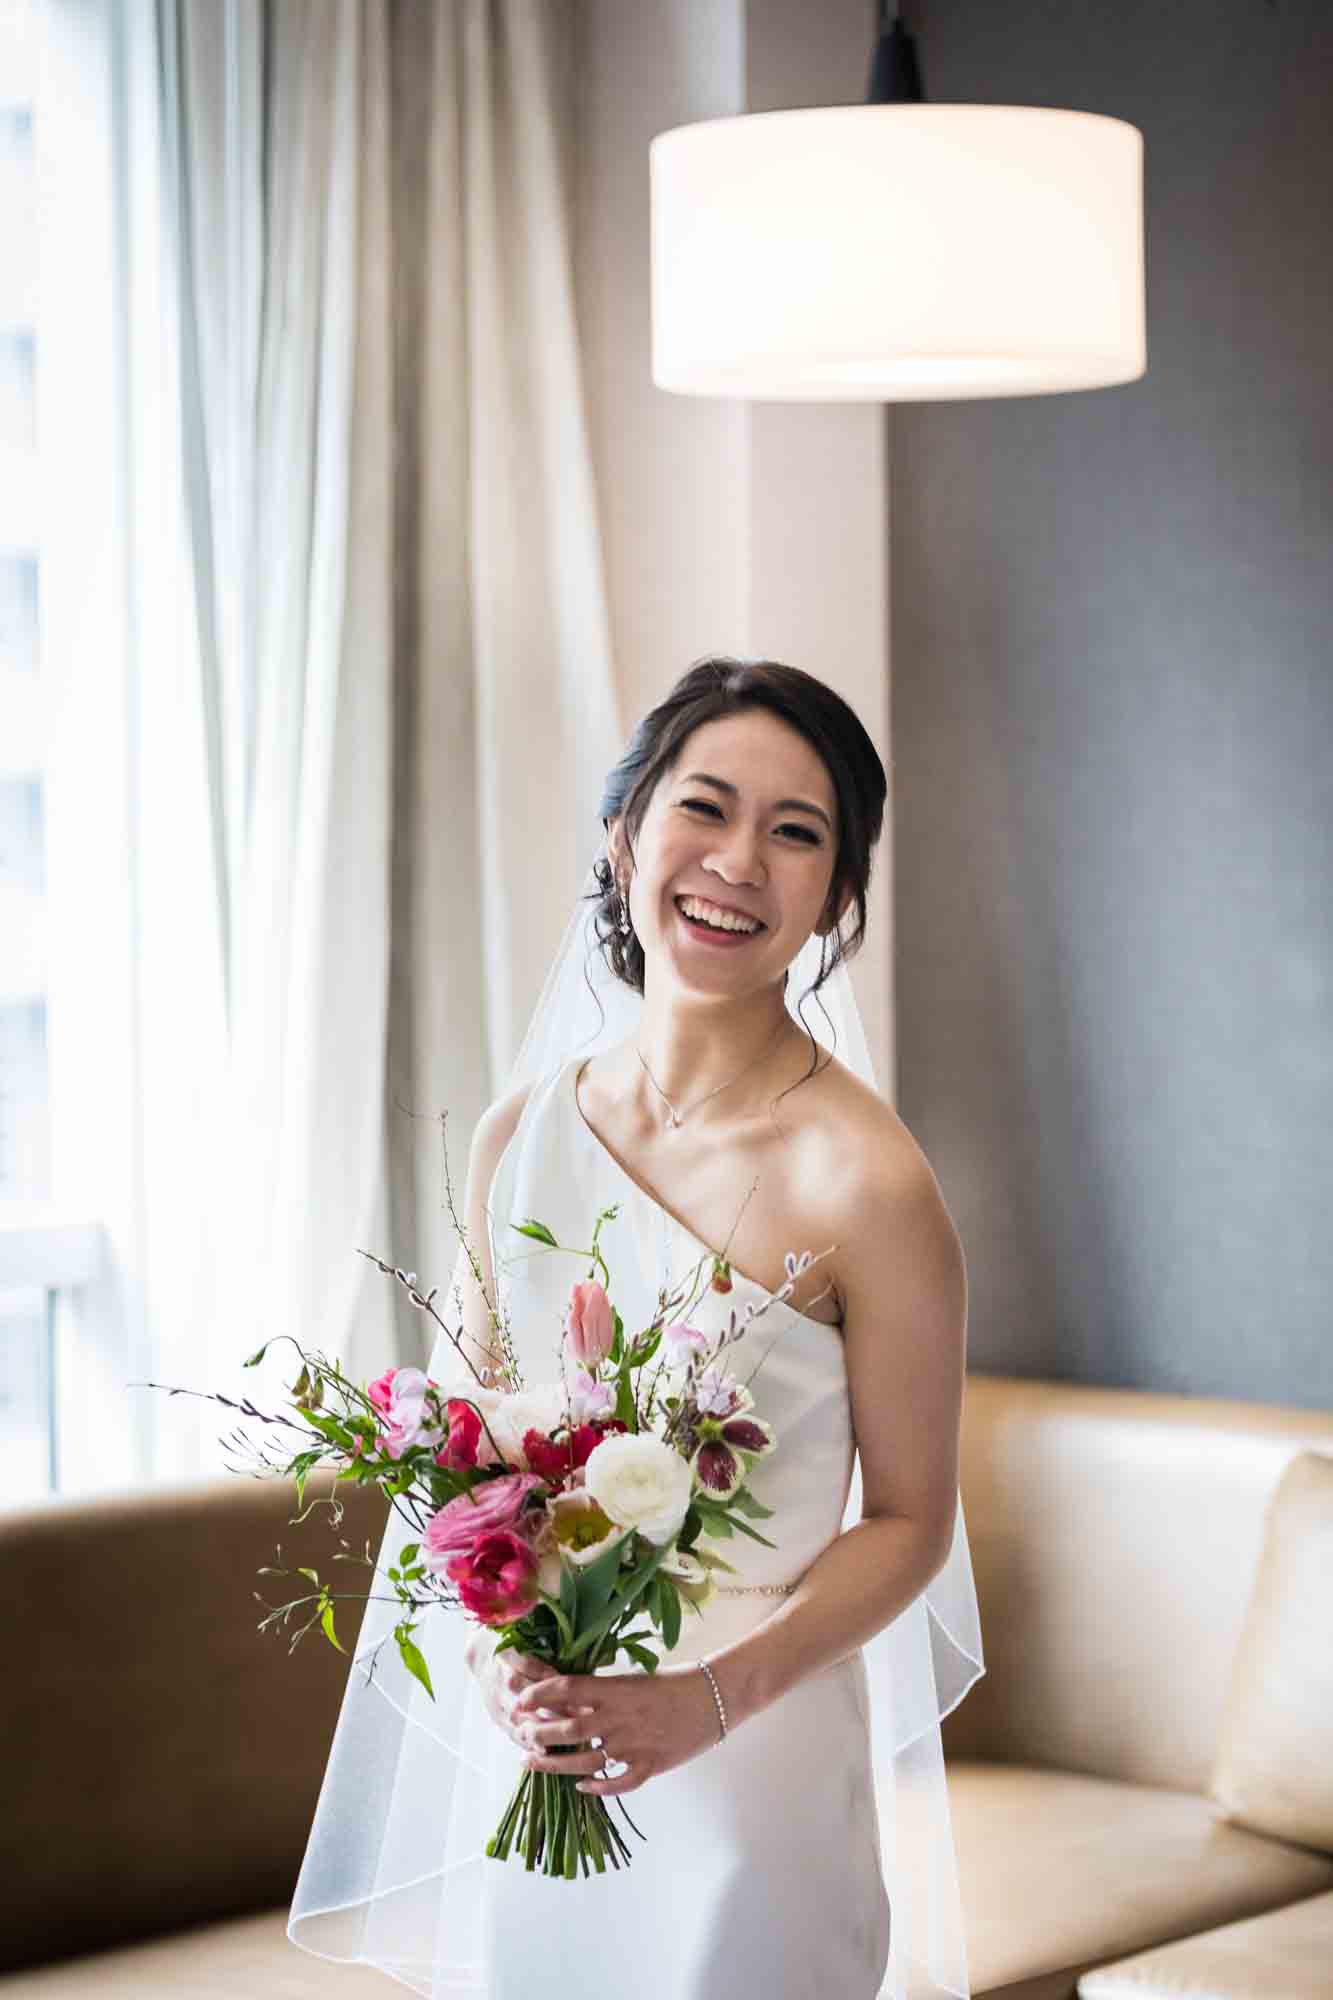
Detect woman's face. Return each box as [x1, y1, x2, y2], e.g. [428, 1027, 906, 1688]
[608, 708, 848, 995]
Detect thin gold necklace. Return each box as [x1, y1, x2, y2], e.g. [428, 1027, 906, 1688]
[635, 1016, 789, 1131]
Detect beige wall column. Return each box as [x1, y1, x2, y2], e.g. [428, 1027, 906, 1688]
[573, 0, 894, 1089]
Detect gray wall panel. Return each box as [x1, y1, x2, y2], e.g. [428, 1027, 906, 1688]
[891, 1, 1331, 1404]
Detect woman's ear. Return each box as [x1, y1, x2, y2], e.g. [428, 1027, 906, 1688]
[604, 815, 629, 895]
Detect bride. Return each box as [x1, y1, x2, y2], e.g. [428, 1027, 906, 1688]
[287, 655, 984, 1999]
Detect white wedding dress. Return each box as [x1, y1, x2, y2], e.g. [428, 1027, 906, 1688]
[288, 1051, 983, 1999]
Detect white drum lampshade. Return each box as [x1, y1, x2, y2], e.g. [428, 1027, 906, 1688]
[650, 104, 1145, 401]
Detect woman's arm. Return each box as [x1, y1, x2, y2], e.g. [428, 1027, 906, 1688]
[700, 1136, 968, 1730]
[449, 1079, 534, 1385]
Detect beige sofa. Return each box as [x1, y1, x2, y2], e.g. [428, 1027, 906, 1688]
[1, 1372, 1330, 1997]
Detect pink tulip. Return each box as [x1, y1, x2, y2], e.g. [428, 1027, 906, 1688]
[565, 1279, 615, 1367]
[445, 1529, 541, 1626]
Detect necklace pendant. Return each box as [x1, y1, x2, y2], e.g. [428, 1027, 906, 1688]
[667, 1109, 681, 1129]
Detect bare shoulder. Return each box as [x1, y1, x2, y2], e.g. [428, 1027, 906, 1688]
[794, 1050, 964, 1321]
[804, 1053, 967, 1553]
[470, 1074, 536, 1171]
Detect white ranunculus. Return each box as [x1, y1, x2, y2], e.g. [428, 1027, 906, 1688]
[466, 1381, 568, 1468]
[583, 1431, 694, 1547]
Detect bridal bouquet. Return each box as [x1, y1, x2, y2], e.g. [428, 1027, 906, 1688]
[141, 1187, 832, 1880]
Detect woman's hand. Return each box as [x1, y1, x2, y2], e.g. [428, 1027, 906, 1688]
[510, 1661, 725, 1797]
[464, 1630, 555, 1751]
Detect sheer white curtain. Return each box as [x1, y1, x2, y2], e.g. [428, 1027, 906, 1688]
[100, 0, 617, 1481]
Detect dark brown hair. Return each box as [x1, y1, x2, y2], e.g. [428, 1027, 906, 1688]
[588, 655, 887, 1077]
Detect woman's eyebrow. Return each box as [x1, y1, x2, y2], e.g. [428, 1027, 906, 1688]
[678, 771, 833, 833]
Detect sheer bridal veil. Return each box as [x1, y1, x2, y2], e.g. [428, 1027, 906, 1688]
[287, 840, 985, 1999]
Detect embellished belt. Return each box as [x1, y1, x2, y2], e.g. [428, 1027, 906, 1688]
[714, 1581, 799, 1596]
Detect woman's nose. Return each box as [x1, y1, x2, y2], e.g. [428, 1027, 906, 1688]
[706, 824, 764, 884]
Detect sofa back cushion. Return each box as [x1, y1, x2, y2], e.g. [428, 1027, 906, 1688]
[940, 1375, 1333, 1793]
[0, 1470, 389, 1974]
[1208, 1449, 1333, 1852]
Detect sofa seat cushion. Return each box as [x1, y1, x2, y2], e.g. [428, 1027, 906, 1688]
[0, 1906, 387, 1997]
[1076, 1886, 1333, 1999]
[949, 1761, 1333, 1999]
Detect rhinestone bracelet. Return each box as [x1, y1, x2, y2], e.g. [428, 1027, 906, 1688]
[698, 1657, 728, 1741]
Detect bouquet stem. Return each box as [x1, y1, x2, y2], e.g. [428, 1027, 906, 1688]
[485, 1754, 641, 1876]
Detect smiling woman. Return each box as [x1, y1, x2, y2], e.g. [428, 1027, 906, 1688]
[287, 655, 984, 2000]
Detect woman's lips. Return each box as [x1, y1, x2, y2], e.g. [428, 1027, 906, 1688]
[674, 898, 766, 947]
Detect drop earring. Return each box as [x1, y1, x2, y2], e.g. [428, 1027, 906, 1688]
[616, 879, 632, 937]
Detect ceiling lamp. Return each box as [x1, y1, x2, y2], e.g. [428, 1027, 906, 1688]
[650, 7, 1145, 402]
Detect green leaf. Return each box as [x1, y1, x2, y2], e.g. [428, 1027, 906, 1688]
[511, 1218, 558, 1247]
[398, 1541, 420, 1566]
[658, 1575, 682, 1650]
[296, 1565, 321, 1584]
[536, 1587, 574, 1651]
[299, 1410, 346, 1444]
[695, 1547, 740, 1576]
[576, 1533, 630, 1627]
[559, 1555, 580, 1628]
[320, 1601, 346, 1654]
[718, 1513, 778, 1549]
[567, 1542, 667, 1665]
[613, 1365, 636, 1429]
[622, 1640, 660, 1672]
[396, 1629, 435, 1701]
[626, 1327, 663, 1369]
[729, 1487, 776, 1520]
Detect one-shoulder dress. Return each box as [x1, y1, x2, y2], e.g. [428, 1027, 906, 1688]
[287, 1052, 983, 1999]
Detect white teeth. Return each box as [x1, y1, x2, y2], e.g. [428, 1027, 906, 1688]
[678, 895, 762, 934]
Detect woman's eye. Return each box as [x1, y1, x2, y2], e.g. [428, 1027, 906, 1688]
[680, 800, 820, 845]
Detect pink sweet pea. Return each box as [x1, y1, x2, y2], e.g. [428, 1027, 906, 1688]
[367, 1367, 398, 1416]
[372, 1365, 445, 1460]
[422, 1471, 546, 1572]
[565, 1279, 615, 1367]
[663, 1321, 710, 1364]
[569, 1366, 616, 1423]
[445, 1529, 541, 1625]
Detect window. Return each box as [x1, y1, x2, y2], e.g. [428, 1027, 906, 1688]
[0, 0, 58, 1502]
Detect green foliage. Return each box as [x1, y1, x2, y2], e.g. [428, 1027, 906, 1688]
[395, 1623, 434, 1700]
[573, 1532, 630, 1628]
[535, 1589, 574, 1651]
[658, 1574, 682, 1650]
[625, 1327, 662, 1369]
[511, 1219, 558, 1247]
[566, 1539, 667, 1666]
